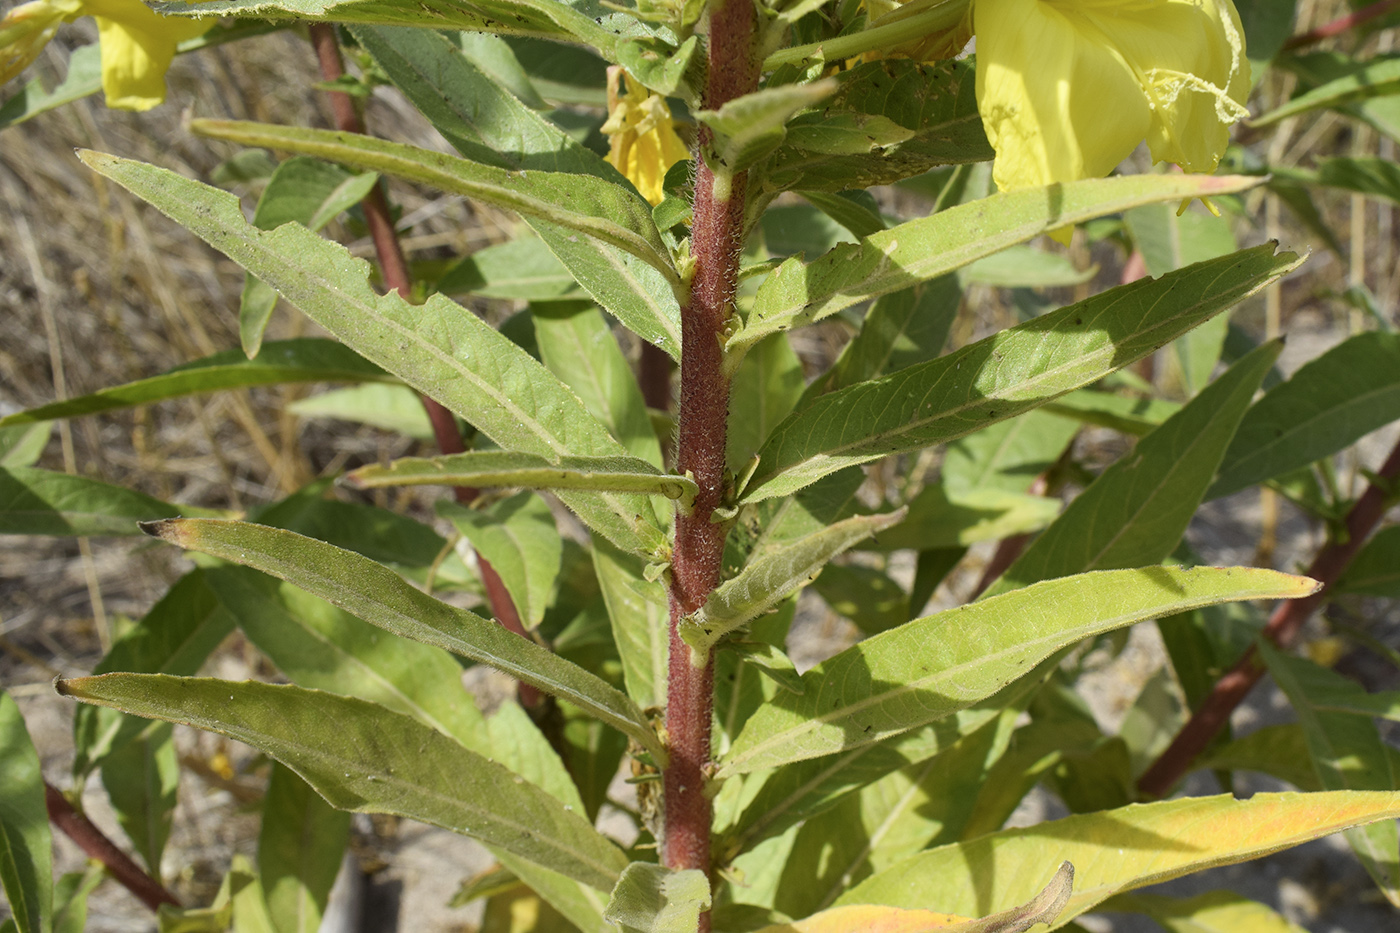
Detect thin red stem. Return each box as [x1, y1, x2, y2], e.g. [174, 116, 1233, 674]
[46, 782, 181, 912]
[1283, 0, 1400, 50]
[1138, 437, 1400, 798]
[663, 0, 759, 910]
[307, 25, 539, 705]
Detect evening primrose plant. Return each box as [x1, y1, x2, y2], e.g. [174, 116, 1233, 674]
[5, 0, 1400, 932]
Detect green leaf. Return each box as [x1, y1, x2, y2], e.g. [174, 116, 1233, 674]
[866, 488, 1060, 553]
[835, 791, 1400, 926]
[1196, 724, 1325, 792]
[101, 722, 179, 877]
[943, 409, 1081, 497]
[1259, 643, 1400, 906]
[57, 675, 630, 891]
[0, 422, 52, 468]
[191, 120, 677, 284]
[736, 175, 1265, 352]
[142, 518, 666, 764]
[1252, 54, 1400, 126]
[593, 541, 670, 710]
[774, 707, 1017, 917]
[346, 451, 695, 506]
[203, 565, 489, 752]
[242, 158, 379, 357]
[259, 765, 350, 933]
[802, 277, 960, 403]
[0, 466, 226, 537]
[742, 246, 1299, 504]
[1125, 203, 1237, 396]
[1316, 157, 1400, 206]
[155, 0, 634, 60]
[73, 570, 237, 778]
[349, 24, 682, 358]
[79, 151, 667, 557]
[697, 81, 837, 178]
[532, 302, 663, 468]
[602, 863, 711, 933]
[0, 691, 51, 933]
[1041, 389, 1180, 436]
[728, 642, 805, 695]
[960, 245, 1095, 289]
[450, 32, 548, 109]
[985, 339, 1281, 596]
[1336, 525, 1400, 598]
[801, 190, 887, 239]
[0, 43, 101, 130]
[760, 203, 857, 259]
[616, 35, 700, 99]
[52, 862, 104, 933]
[727, 333, 805, 475]
[1104, 891, 1307, 933]
[493, 852, 612, 933]
[1209, 331, 1400, 499]
[440, 493, 562, 629]
[687, 510, 907, 654]
[717, 566, 1316, 777]
[764, 60, 989, 193]
[437, 236, 584, 301]
[288, 383, 434, 440]
[811, 563, 909, 636]
[0, 340, 391, 427]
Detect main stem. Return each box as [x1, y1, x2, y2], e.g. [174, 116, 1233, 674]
[663, 0, 759, 901]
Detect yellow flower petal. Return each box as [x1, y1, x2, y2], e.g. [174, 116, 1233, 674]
[974, 0, 1250, 191]
[604, 69, 688, 206]
[82, 0, 211, 110]
[0, 0, 81, 86]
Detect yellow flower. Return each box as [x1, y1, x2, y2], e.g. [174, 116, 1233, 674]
[0, 0, 210, 111]
[602, 68, 689, 207]
[973, 0, 1250, 192]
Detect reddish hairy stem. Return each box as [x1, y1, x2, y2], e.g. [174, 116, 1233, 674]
[308, 25, 539, 704]
[1283, 0, 1400, 50]
[663, 0, 759, 903]
[1138, 438, 1400, 798]
[46, 782, 181, 912]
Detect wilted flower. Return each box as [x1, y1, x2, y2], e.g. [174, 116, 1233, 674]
[973, 0, 1250, 192]
[602, 68, 689, 206]
[0, 0, 210, 111]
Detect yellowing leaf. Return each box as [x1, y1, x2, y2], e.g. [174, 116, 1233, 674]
[836, 791, 1400, 928]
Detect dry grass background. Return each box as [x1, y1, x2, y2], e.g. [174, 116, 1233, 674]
[2, 2, 1400, 930]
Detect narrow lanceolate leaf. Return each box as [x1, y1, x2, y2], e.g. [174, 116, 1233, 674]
[346, 452, 696, 506]
[1336, 526, 1400, 598]
[73, 570, 236, 779]
[1209, 331, 1400, 500]
[259, 765, 350, 933]
[0, 340, 390, 426]
[57, 675, 629, 892]
[697, 81, 836, 177]
[191, 120, 677, 286]
[593, 542, 670, 711]
[441, 494, 562, 629]
[1260, 642, 1400, 907]
[718, 567, 1316, 777]
[0, 691, 52, 933]
[141, 518, 665, 765]
[687, 510, 906, 654]
[742, 245, 1301, 503]
[78, 151, 665, 557]
[602, 864, 711, 933]
[984, 340, 1281, 597]
[203, 566, 489, 753]
[242, 161, 380, 357]
[0, 467, 227, 536]
[835, 791, 1400, 928]
[101, 722, 178, 876]
[350, 25, 681, 358]
[734, 174, 1267, 352]
[765, 861, 1072, 933]
[1252, 54, 1400, 127]
[155, 0, 632, 61]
